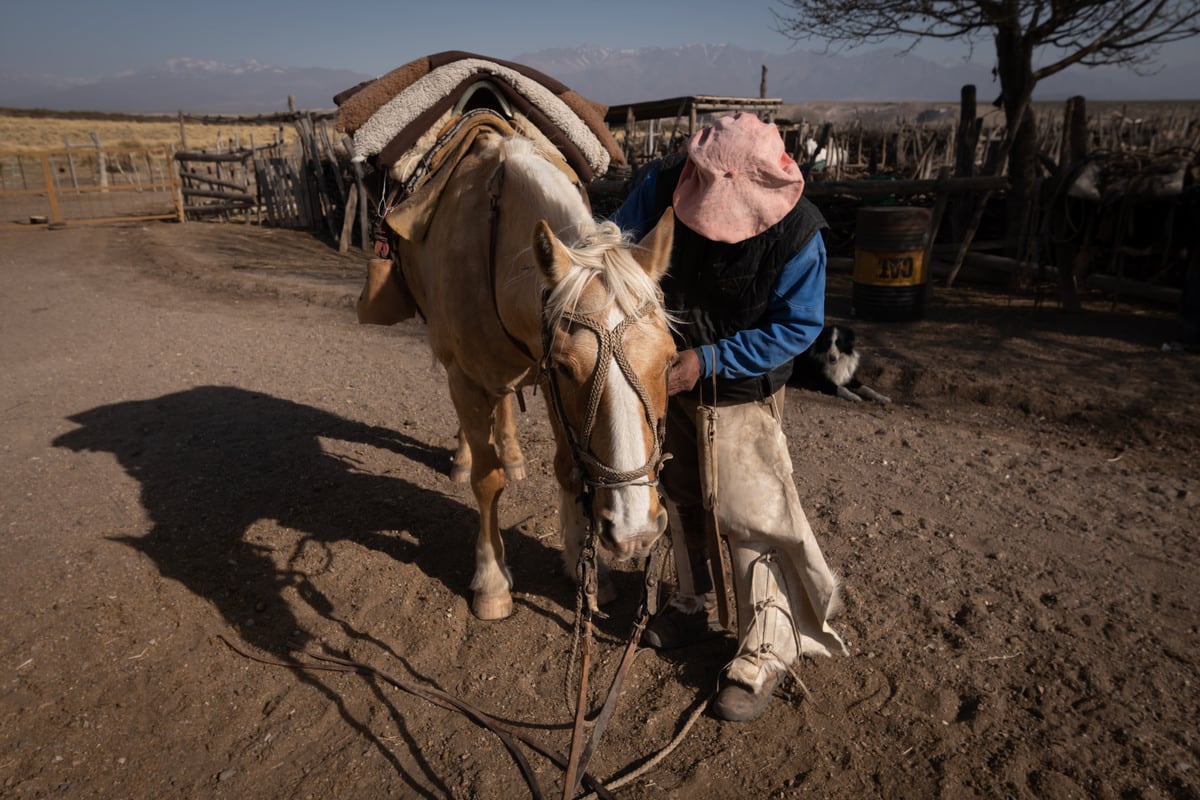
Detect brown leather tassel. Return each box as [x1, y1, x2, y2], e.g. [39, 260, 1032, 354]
[356, 257, 417, 324]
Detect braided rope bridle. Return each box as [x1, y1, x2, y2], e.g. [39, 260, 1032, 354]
[540, 301, 668, 496]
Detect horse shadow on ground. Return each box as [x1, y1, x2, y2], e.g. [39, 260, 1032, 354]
[51, 384, 618, 795]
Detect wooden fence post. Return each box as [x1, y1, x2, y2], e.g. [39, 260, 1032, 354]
[342, 134, 370, 252]
[339, 183, 358, 254]
[945, 96, 1032, 288]
[62, 137, 79, 191]
[952, 84, 981, 243]
[90, 132, 108, 192]
[39, 153, 62, 225]
[624, 107, 635, 165]
[177, 111, 188, 150]
[1054, 95, 1090, 310]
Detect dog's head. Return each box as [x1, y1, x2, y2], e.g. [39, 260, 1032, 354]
[810, 324, 856, 364]
[806, 325, 860, 387]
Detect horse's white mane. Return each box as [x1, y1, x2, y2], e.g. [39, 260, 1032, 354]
[496, 136, 665, 325]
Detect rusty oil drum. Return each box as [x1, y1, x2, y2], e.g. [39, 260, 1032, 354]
[851, 206, 932, 321]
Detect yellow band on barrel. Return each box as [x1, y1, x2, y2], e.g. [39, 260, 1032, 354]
[854, 249, 926, 287]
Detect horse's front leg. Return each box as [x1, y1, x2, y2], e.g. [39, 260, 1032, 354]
[452, 394, 524, 484]
[447, 366, 513, 620]
[450, 426, 471, 484]
[494, 392, 526, 481]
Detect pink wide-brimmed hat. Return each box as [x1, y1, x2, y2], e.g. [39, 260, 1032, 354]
[672, 112, 805, 244]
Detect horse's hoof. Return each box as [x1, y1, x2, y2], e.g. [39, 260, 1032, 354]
[450, 463, 471, 484]
[472, 592, 513, 620]
[503, 460, 526, 481]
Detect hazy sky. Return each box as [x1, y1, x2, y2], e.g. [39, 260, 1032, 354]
[1, 0, 1196, 78]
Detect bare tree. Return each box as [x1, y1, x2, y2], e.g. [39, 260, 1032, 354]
[772, 0, 1200, 237]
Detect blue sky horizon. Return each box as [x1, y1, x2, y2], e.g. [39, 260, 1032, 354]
[2, 0, 1196, 87]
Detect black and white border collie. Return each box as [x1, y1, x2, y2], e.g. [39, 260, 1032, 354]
[793, 325, 891, 403]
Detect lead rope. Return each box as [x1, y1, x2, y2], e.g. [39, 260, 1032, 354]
[563, 486, 600, 707]
[542, 298, 672, 799]
[563, 521, 667, 799]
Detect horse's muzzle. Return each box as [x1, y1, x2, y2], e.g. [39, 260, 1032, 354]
[598, 507, 667, 560]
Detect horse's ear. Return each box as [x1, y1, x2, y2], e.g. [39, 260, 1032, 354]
[633, 208, 674, 281]
[533, 219, 572, 286]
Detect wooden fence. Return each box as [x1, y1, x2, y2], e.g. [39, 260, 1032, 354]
[7, 92, 1192, 306]
[172, 108, 371, 252]
[170, 90, 1195, 304]
[728, 90, 1197, 301]
[0, 146, 179, 230]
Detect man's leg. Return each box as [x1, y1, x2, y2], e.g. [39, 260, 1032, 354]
[708, 393, 846, 721]
[643, 396, 725, 648]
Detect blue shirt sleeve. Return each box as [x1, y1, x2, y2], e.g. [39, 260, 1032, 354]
[609, 164, 659, 242]
[695, 233, 827, 380]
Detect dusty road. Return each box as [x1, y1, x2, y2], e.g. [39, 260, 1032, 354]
[1, 222, 1197, 799]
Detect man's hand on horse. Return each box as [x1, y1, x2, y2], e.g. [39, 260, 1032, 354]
[667, 348, 702, 396]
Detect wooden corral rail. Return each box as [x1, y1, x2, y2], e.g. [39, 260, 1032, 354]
[177, 110, 336, 126]
[175, 148, 259, 221]
[175, 143, 314, 226]
[802, 174, 1008, 199]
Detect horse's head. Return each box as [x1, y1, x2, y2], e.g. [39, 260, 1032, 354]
[533, 209, 676, 560]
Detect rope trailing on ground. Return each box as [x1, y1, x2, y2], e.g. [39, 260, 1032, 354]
[218, 635, 616, 800]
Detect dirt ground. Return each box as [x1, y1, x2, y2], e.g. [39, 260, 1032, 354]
[1, 221, 1197, 800]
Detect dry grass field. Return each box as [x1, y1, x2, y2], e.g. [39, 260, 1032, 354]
[0, 109, 300, 153]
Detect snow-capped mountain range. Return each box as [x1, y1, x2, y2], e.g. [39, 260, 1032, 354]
[1, 44, 1194, 114]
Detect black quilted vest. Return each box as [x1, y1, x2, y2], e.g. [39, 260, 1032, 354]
[650, 154, 827, 404]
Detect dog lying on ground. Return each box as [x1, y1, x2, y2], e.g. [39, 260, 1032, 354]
[792, 325, 891, 403]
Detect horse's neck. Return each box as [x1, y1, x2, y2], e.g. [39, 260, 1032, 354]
[501, 153, 589, 239]
[494, 155, 591, 353]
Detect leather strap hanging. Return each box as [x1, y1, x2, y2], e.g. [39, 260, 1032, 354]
[697, 351, 734, 631]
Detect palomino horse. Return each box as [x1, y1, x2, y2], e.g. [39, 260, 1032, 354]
[390, 131, 676, 619]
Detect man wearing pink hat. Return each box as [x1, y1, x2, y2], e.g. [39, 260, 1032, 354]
[612, 112, 846, 722]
